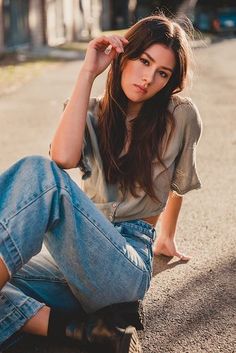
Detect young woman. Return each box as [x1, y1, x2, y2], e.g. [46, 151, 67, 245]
[0, 14, 202, 353]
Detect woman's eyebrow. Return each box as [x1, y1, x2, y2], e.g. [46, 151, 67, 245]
[143, 52, 173, 72]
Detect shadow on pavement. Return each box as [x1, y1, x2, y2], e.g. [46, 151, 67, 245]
[152, 255, 189, 276]
[144, 256, 235, 352]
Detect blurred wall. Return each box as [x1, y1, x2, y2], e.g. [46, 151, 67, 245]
[0, 0, 4, 53]
[29, 0, 45, 47]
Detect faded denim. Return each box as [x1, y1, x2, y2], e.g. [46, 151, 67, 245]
[0, 156, 156, 346]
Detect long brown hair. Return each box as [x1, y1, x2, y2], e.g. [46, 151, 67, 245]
[98, 14, 193, 200]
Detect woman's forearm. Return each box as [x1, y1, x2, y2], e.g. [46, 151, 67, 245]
[50, 68, 96, 169]
[153, 192, 191, 260]
[159, 191, 183, 238]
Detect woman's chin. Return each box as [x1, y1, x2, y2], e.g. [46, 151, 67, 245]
[125, 94, 145, 104]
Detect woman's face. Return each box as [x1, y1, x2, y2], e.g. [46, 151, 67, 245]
[121, 43, 176, 115]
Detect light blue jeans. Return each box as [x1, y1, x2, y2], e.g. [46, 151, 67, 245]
[0, 156, 156, 347]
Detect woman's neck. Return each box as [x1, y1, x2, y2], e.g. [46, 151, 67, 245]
[127, 101, 143, 120]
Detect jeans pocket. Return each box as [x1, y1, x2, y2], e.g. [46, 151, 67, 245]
[122, 233, 153, 275]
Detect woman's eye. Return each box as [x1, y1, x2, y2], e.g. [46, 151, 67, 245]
[159, 71, 168, 78]
[140, 57, 149, 66]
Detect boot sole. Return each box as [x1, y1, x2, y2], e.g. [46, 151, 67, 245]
[119, 326, 143, 353]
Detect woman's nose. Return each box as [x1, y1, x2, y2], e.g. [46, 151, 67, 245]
[142, 70, 155, 85]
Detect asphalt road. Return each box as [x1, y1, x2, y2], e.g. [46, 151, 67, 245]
[0, 37, 235, 353]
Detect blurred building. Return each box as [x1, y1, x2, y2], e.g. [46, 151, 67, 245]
[0, 0, 111, 53]
[2, 0, 234, 54]
[0, 0, 142, 54]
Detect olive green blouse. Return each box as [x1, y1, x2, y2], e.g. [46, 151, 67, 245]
[66, 95, 202, 222]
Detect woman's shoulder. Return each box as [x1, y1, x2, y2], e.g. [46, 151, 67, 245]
[169, 94, 197, 112]
[168, 95, 202, 129]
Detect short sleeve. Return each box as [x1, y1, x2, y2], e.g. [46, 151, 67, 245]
[76, 98, 100, 180]
[171, 100, 203, 195]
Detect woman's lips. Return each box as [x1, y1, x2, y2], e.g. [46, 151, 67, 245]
[133, 84, 147, 94]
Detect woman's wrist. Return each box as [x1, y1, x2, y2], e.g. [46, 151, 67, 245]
[79, 65, 97, 81]
[158, 230, 176, 240]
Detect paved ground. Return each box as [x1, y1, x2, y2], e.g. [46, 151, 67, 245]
[0, 37, 235, 353]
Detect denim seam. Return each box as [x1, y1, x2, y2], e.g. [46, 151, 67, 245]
[138, 270, 149, 294]
[0, 296, 44, 340]
[121, 232, 153, 246]
[71, 202, 148, 274]
[125, 220, 152, 229]
[0, 222, 23, 275]
[2, 184, 70, 224]
[0, 298, 30, 324]
[118, 222, 155, 237]
[0, 291, 44, 322]
[12, 274, 68, 284]
[115, 224, 155, 242]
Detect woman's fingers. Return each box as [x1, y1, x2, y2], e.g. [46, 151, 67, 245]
[108, 35, 129, 53]
[175, 252, 191, 261]
[153, 238, 191, 261]
[83, 35, 129, 76]
[92, 35, 129, 54]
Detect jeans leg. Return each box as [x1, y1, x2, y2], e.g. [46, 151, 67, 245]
[0, 156, 149, 314]
[0, 282, 44, 345]
[0, 155, 69, 276]
[11, 247, 85, 313]
[0, 247, 86, 346]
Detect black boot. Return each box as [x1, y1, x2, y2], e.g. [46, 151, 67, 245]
[65, 310, 143, 353]
[96, 300, 146, 331]
[48, 302, 144, 352]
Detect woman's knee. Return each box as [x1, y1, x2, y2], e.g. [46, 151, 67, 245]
[17, 155, 64, 178]
[18, 155, 53, 171]
[6, 155, 67, 191]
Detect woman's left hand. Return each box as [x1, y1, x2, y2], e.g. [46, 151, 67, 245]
[153, 237, 191, 261]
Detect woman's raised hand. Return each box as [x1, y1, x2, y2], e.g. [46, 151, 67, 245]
[81, 35, 129, 78]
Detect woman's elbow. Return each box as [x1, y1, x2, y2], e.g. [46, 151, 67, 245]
[50, 152, 80, 169]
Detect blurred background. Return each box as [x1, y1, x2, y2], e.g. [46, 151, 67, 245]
[0, 0, 236, 52]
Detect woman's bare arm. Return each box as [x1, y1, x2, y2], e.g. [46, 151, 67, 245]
[153, 191, 190, 260]
[50, 35, 128, 169]
[50, 69, 95, 169]
[159, 191, 183, 239]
